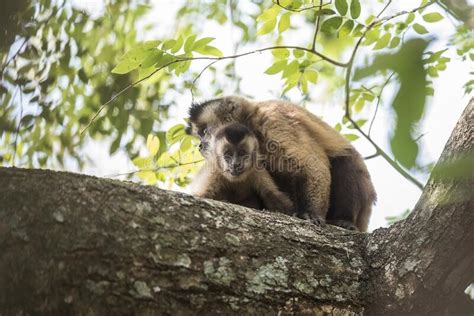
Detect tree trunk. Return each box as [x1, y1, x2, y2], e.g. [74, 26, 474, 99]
[0, 101, 472, 315]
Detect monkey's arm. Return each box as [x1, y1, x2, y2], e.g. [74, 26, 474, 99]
[253, 170, 294, 215]
[191, 165, 223, 200]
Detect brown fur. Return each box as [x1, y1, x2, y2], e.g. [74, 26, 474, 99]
[187, 96, 376, 231]
[192, 123, 294, 214]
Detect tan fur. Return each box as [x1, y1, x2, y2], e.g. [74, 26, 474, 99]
[192, 123, 294, 214]
[188, 96, 376, 231]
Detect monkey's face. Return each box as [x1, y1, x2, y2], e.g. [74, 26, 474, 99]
[214, 136, 257, 181]
[185, 96, 252, 157]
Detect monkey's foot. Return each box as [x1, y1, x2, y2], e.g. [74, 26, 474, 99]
[299, 212, 326, 226]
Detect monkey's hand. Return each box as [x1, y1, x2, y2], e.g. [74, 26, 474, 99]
[261, 190, 295, 215]
[299, 212, 326, 226]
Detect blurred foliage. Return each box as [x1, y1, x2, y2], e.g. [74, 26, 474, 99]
[1, 0, 473, 189]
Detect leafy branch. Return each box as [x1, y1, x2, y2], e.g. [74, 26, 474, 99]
[106, 159, 204, 178]
[273, 0, 332, 12]
[81, 44, 348, 135]
[83, 0, 436, 189]
[341, 1, 437, 190]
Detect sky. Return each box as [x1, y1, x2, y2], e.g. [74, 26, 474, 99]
[72, 0, 473, 231]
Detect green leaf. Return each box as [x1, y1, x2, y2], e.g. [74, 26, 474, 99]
[193, 37, 215, 50]
[374, 33, 391, 50]
[146, 134, 160, 156]
[257, 6, 280, 21]
[355, 119, 367, 127]
[406, 12, 415, 24]
[180, 136, 194, 152]
[339, 19, 354, 37]
[137, 170, 157, 185]
[282, 60, 299, 77]
[422, 12, 443, 23]
[170, 36, 183, 54]
[315, 9, 336, 16]
[194, 45, 223, 57]
[389, 36, 401, 49]
[344, 133, 359, 141]
[354, 98, 365, 112]
[304, 70, 318, 83]
[78, 69, 88, 83]
[184, 35, 197, 53]
[141, 40, 161, 49]
[265, 60, 287, 75]
[413, 23, 428, 34]
[427, 67, 438, 77]
[364, 28, 380, 46]
[300, 76, 308, 94]
[141, 50, 162, 68]
[335, 0, 348, 16]
[425, 49, 448, 63]
[112, 60, 138, 74]
[166, 124, 186, 145]
[278, 12, 291, 33]
[293, 49, 304, 58]
[321, 17, 343, 33]
[258, 18, 277, 35]
[162, 39, 177, 51]
[133, 156, 154, 169]
[350, 0, 361, 19]
[354, 38, 430, 168]
[272, 48, 290, 59]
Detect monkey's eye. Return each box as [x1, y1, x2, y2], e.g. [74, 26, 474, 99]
[224, 151, 232, 162]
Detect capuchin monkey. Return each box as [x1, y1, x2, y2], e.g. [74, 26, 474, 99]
[192, 122, 295, 214]
[186, 96, 376, 232]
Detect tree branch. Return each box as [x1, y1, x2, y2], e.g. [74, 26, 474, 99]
[366, 99, 474, 315]
[1, 100, 472, 313]
[341, 2, 435, 190]
[274, 0, 331, 13]
[311, 0, 324, 51]
[0, 167, 366, 315]
[81, 45, 347, 135]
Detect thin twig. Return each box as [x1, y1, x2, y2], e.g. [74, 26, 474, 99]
[191, 60, 219, 104]
[311, 0, 324, 51]
[376, 0, 392, 18]
[364, 152, 380, 160]
[373, 0, 437, 27]
[80, 59, 184, 135]
[274, 0, 331, 12]
[342, 3, 431, 190]
[368, 72, 395, 137]
[12, 85, 24, 165]
[106, 159, 204, 178]
[81, 44, 347, 135]
[0, 39, 28, 78]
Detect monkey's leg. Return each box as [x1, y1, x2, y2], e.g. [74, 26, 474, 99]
[254, 171, 294, 214]
[327, 150, 376, 232]
[294, 161, 331, 226]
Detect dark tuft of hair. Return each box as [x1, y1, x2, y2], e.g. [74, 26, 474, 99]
[217, 123, 250, 145]
[188, 98, 224, 122]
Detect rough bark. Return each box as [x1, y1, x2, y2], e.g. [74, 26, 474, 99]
[0, 101, 472, 315]
[366, 99, 474, 315]
[0, 168, 367, 315]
